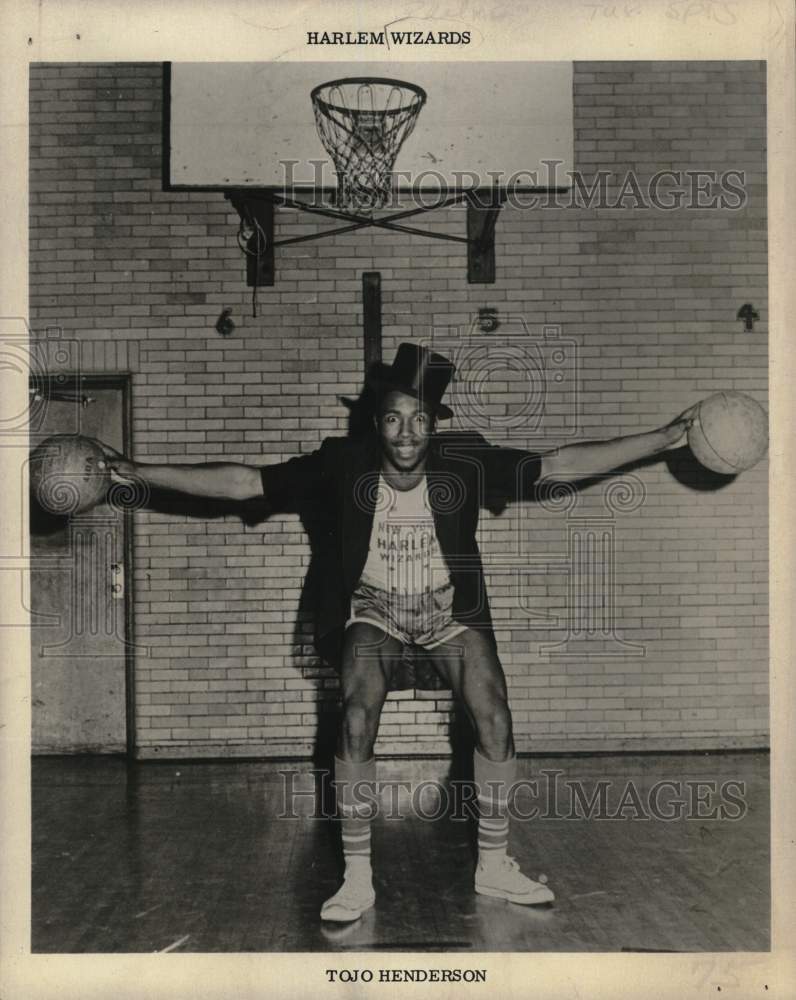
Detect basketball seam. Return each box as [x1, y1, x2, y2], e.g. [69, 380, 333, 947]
[694, 395, 744, 472]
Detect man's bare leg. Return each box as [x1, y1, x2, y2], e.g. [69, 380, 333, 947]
[321, 623, 402, 921]
[431, 628, 554, 905]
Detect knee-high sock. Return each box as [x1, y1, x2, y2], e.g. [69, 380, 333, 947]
[474, 748, 515, 866]
[335, 755, 377, 871]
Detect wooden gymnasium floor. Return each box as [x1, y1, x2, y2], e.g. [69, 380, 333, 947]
[31, 752, 769, 953]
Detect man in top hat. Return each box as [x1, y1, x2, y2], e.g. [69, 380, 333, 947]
[99, 342, 697, 923]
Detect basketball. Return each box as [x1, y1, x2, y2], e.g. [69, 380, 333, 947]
[687, 391, 768, 475]
[29, 434, 110, 514]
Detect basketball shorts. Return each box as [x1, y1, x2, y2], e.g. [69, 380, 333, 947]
[345, 579, 469, 650]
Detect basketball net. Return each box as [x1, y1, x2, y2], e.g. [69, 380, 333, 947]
[311, 79, 427, 213]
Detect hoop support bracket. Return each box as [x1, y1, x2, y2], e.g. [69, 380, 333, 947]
[227, 192, 275, 288]
[466, 190, 506, 284]
[223, 187, 547, 295]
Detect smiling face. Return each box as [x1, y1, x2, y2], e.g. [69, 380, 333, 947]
[377, 390, 436, 475]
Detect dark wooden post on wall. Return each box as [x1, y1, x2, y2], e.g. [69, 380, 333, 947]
[362, 271, 382, 369]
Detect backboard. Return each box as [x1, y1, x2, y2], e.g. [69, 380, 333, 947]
[166, 62, 574, 194]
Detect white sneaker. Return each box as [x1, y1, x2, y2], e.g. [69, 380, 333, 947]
[320, 868, 376, 922]
[475, 855, 555, 905]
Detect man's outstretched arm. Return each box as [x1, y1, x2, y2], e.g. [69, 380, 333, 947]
[95, 442, 265, 501]
[539, 405, 698, 483]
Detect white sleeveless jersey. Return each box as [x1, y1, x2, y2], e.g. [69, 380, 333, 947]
[360, 473, 451, 595]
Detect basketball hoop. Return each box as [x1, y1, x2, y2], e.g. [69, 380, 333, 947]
[311, 78, 427, 213]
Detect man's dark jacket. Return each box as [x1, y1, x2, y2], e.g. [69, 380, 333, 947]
[259, 430, 542, 686]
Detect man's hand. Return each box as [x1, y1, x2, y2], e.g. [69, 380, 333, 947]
[93, 440, 138, 485]
[540, 401, 702, 482]
[660, 403, 700, 449]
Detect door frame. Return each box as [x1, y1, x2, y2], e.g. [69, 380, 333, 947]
[30, 372, 137, 757]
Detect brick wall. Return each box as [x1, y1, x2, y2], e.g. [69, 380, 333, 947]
[29, 61, 768, 758]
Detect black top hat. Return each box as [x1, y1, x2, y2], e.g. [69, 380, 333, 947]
[369, 342, 455, 420]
